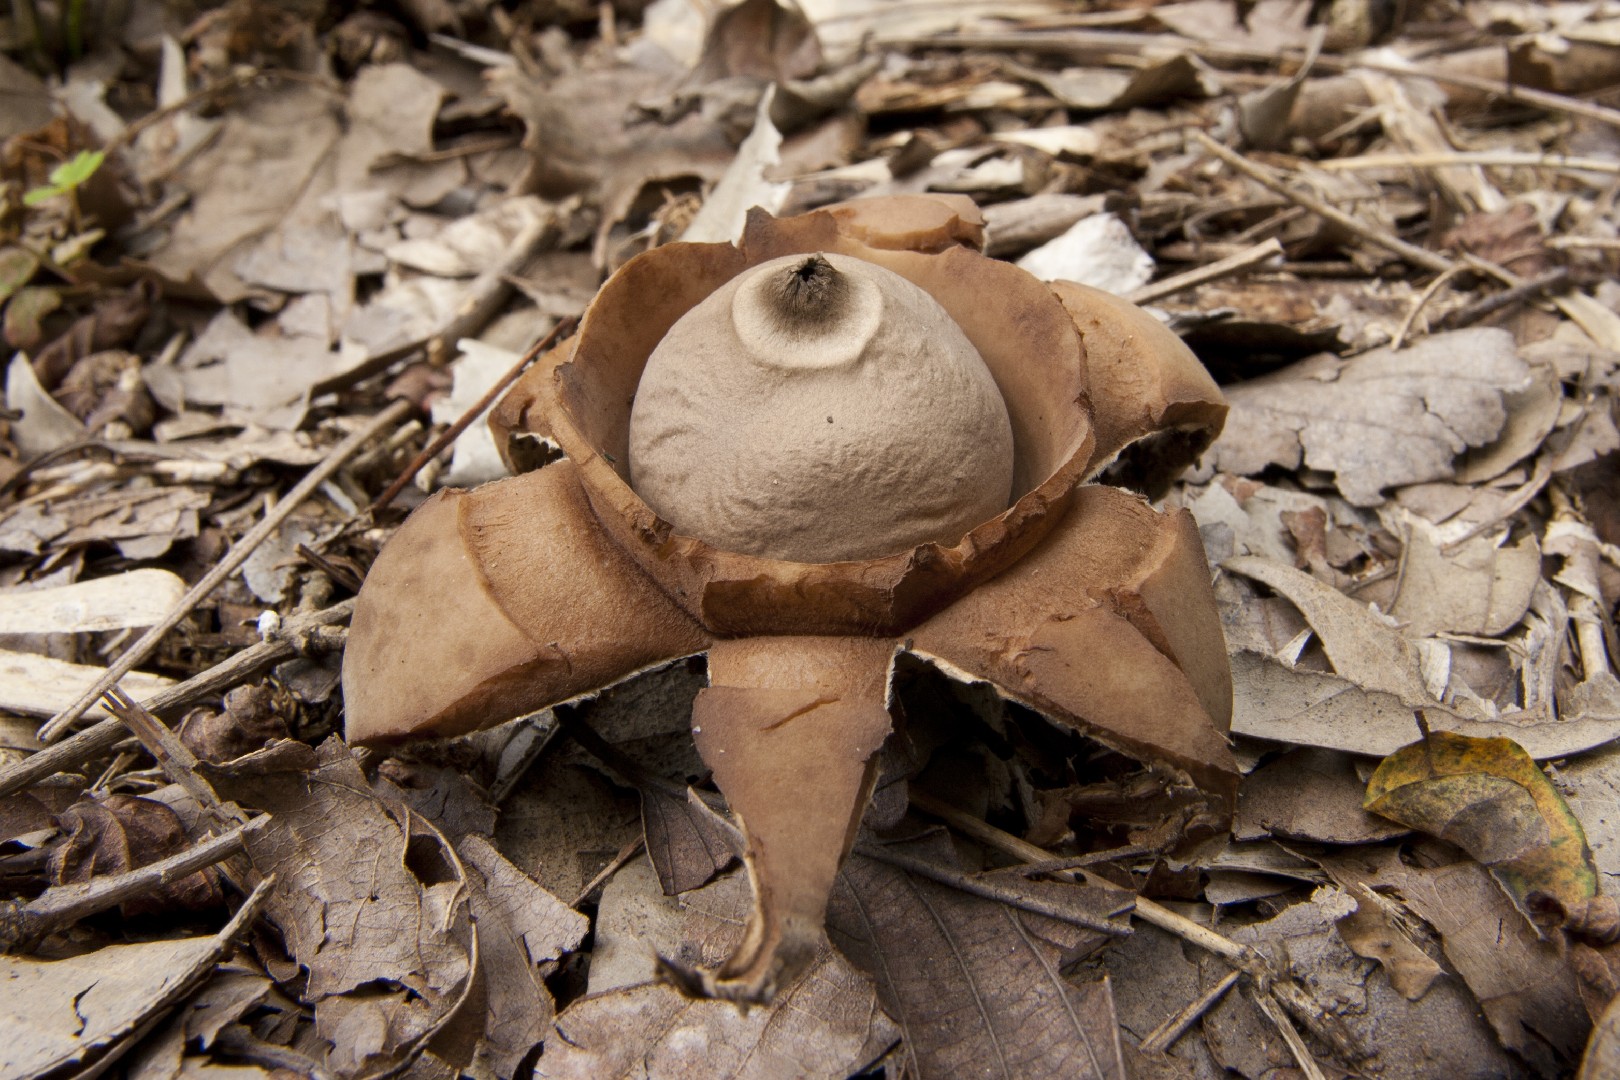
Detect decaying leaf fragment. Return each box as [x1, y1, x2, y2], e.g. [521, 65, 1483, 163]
[1207, 328, 1535, 506]
[343, 194, 1235, 1002]
[1366, 730, 1600, 927]
[227, 738, 476, 1075]
[0, 890, 262, 1080]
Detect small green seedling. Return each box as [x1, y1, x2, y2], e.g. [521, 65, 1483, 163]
[23, 149, 105, 207]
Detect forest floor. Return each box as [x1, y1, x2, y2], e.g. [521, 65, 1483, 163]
[3, 1, 1620, 1077]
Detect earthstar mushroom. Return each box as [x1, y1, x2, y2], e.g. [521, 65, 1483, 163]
[342, 194, 1237, 1002]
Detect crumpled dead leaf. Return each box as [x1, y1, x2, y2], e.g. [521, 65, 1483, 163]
[48, 793, 224, 917]
[1389, 514, 1541, 638]
[1323, 845, 1590, 1074]
[1366, 730, 1600, 928]
[1016, 213, 1155, 294]
[1335, 884, 1444, 1002]
[1026, 53, 1204, 113]
[224, 738, 476, 1077]
[453, 833, 588, 1079]
[0, 483, 210, 559]
[1208, 328, 1535, 506]
[542, 858, 897, 1080]
[536, 962, 897, 1080]
[5, 351, 84, 456]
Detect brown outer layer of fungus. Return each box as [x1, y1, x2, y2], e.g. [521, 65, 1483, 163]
[343, 194, 1236, 1002]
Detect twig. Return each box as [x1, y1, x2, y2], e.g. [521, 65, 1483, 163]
[885, 29, 1620, 133]
[1435, 267, 1569, 331]
[909, 790, 1364, 1064]
[1319, 150, 1620, 177]
[0, 600, 352, 800]
[1126, 239, 1284, 305]
[572, 835, 646, 909]
[1191, 133, 1454, 274]
[0, 816, 267, 950]
[979, 843, 1159, 877]
[1140, 969, 1241, 1054]
[853, 842, 1133, 935]
[1251, 984, 1331, 1080]
[39, 401, 411, 742]
[100, 688, 236, 821]
[370, 316, 577, 513]
[1390, 263, 1467, 350]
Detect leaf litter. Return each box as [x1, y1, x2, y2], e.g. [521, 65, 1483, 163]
[1, 0, 1620, 1077]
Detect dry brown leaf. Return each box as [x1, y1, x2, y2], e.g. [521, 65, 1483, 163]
[536, 959, 897, 1080]
[453, 834, 588, 1079]
[48, 793, 223, 916]
[1390, 517, 1541, 638]
[543, 852, 897, 1077]
[226, 738, 476, 1077]
[1366, 730, 1600, 926]
[1235, 747, 1409, 845]
[145, 84, 342, 302]
[1152, 0, 1316, 50]
[1584, 989, 1620, 1080]
[1208, 329, 1533, 506]
[5, 351, 84, 456]
[1324, 846, 1589, 1075]
[641, 783, 739, 896]
[827, 839, 1128, 1080]
[1025, 54, 1204, 113]
[590, 854, 752, 993]
[494, 756, 643, 903]
[1561, 745, 1620, 892]
[0, 901, 259, 1079]
[1226, 555, 1432, 706]
[0, 483, 209, 559]
[1016, 214, 1154, 293]
[1336, 887, 1444, 1002]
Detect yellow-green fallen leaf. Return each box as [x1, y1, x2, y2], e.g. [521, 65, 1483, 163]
[1365, 730, 1598, 928]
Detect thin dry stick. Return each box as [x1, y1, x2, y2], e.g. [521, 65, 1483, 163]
[910, 791, 1248, 961]
[0, 600, 352, 800]
[1390, 263, 1467, 350]
[1190, 132, 1455, 275]
[1319, 150, 1620, 176]
[0, 816, 267, 950]
[1251, 984, 1331, 1080]
[1437, 267, 1569, 331]
[1350, 55, 1620, 135]
[101, 687, 238, 822]
[1126, 238, 1285, 305]
[572, 835, 646, 909]
[370, 316, 577, 513]
[39, 400, 411, 742]
[853, 843, 1132, 935]
[1140, 968, 1241, 1054]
